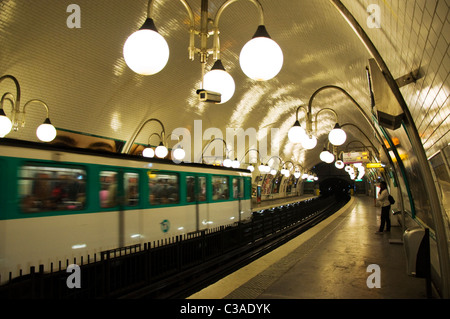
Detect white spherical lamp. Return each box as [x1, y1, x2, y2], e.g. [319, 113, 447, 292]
[223, 158, 232, 167]
[328, 123, 346, 146]
[231, 158, 240, 168]
[203, 60, 235, 103]
[288, 120, 306, 144]
[142, 147, 155, 158]
[172, 146, 185, 161]
[36, 118, 56, 142]
[0, 110, 12, 137]
[302, 135, 317, 150]
[155, 142, 168, 158]
[335, 160, 345, 169]
[123, 18, 169, 75]
[239, 25, 283, 81]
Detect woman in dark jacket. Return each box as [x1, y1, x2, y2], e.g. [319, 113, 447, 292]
[376, 181, 391, 233]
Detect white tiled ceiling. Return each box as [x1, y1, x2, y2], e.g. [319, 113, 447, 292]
[0, 0, 448, 169]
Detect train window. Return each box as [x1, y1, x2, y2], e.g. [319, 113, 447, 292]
[19, 165, 86, 213]
[148, 173, 179, 205]
[186, 176, 207, 203]
[198, 176, 206, 202]
[99, 171, 118, 208]
[212, 176, 229, 200]
[124, 172, 139, 206]
[232, 177, 244, 199]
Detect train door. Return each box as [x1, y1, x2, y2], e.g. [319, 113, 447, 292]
[232, 177, 244, 223]
[99, 168, 141, 248]
[186, 174, 208, 232]
[196, 175, 208, 231]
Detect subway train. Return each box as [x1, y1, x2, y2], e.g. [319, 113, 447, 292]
[0, 139, 252, 282]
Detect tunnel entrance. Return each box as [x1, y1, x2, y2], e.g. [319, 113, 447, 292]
[319, 177, 353, 199]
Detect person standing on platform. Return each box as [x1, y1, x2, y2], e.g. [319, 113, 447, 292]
[376, 181, 391, 234]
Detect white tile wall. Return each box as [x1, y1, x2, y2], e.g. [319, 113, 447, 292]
[343, 0, 449, 157]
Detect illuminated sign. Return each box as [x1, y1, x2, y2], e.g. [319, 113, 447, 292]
[366, 163, 386, 168]
[343, 151, 370, 164]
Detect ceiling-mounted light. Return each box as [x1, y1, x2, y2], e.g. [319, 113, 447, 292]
[36, 118, 57, 142]
[320, 149, 335, 163]
[0, 108, 12, 137]
[247, 164, 255, 172]
[302, 135, 317, 150]
[155, 142, 168, 158]
[270, 169, 277, 175]
[172, 145, 186, 161]
[123, 18, 169, 75]
[335, 160, 345, 169]
[240, 25, 283, 81]
[143, 147, 155, 158]
[328, 123, 347, 146]
[223, 157, 232, 167]
[294, 171, 301, 179]
[288, 120, 306, 144]
[231, 158, 240, 168]
[203, 60, 235, 103]
[1, 76, 57, 142]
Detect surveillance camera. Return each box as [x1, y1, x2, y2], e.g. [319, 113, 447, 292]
[196, 89, 221, 103]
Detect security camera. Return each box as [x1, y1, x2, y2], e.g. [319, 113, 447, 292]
[196, 89, 221, 103]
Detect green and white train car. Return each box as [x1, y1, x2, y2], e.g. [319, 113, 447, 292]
[0, 139, 252, 281]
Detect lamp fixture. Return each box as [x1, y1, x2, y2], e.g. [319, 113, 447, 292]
[123, 0, 283, 103]
[328, 122, 347, 146]
[223, 157, 232, 167]
[314, 108, 346, 146]
[142, 147, 155, 158]
[231, 158, 240, 168]
[335, 160, 345, 169]
[155, 141, 169, 158]
[239, 25, 283, 81]
[123, 16, 169, 75]
[203, 60, 235, 104]
[133, 118, 167, 158]
[0, 75, 56, 142]
[172, 145, 186, 161]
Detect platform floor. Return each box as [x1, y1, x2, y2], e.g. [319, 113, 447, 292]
[189, 195, 428, 299]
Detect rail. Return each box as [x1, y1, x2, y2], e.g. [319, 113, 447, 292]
[0, 195, 349, 299]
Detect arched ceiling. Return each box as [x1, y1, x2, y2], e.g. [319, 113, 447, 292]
[0, 0, 444, 172]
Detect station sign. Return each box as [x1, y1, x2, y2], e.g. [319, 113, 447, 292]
[366, 163, 385, 168]
[343, 151, 370, 164]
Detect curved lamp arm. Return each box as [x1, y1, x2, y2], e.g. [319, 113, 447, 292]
[1, 92, 15, 112]
[21, 99, 51, 128]
[212, 0, 264, 60]
[313, 107, 339, 134]
[340, 123, 380, 158]
[239, 148, 262, 163]
[201, 137, 230, 163]
[0, 75, 21, 112]
[266, 155, 283, 168]
[125, 118, 166, 154]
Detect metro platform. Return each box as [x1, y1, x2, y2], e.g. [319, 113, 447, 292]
[188, 195, 428, 299]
